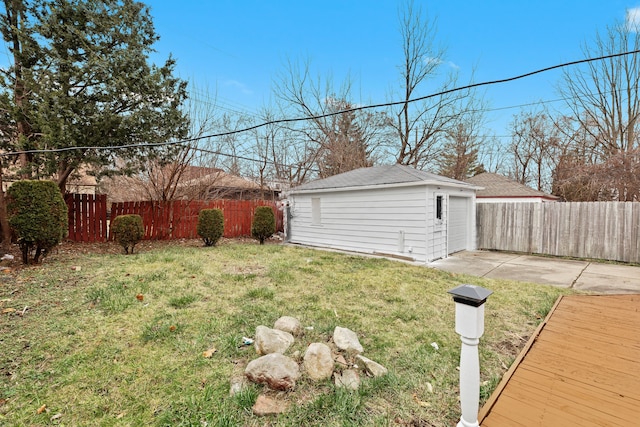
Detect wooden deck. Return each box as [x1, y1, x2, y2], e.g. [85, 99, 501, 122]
[479, 294, 640, 426]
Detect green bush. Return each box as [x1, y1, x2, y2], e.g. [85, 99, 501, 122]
[251, 206, 276, 245]
[111, 214, 143, 254]
[197, 208, 224, 247]
[6, 180, 68, 264]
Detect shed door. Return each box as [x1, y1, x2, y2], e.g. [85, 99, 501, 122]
[447, 196, 469, 254]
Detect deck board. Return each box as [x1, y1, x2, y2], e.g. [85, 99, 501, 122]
[479, 294, 640, 426]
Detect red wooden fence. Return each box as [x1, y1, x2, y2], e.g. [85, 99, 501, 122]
[110, 199, 284, 240]
[65, 193, 108, 242]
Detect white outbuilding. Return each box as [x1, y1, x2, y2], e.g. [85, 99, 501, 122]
[286, 164, 481, 263]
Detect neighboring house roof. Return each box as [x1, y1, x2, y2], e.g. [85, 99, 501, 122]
[291, 164, 480, 193]
[67, 172, 97, 188]
[466, 172, 559, 201]
[102, 165, 278, 203]
[179, 166, 266, 191]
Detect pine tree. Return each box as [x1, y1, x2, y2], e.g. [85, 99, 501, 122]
[438, 122, 483, 180]
[0, 0, 189, 246]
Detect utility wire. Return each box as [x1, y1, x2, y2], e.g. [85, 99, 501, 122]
[3, 49, 640, 157]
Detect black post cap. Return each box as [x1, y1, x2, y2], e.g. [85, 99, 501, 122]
[448, 284, 493, 307]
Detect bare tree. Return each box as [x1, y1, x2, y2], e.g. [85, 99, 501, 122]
[552, 113, 640, 201]
[214, 111, 262, 179]
[389, 1, 471, 169]
[476, 136, 506, 175]
[245, 105, 285, 192]
[273, 58, 384, 180]
[508, 110, 561, 192]
[100, 84, 220, 202]
[315, 99, 387, 178]
[558, 21, 640, 200]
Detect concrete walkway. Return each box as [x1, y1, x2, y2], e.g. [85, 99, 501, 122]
[429, 251, 640, 294]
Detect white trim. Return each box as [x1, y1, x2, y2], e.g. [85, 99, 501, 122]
[291, 180, 481, 195]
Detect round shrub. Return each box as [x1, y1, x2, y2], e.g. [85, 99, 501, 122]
[6, 180, 68, 264]
[251, 206, 276, 245]
[111, 214, 143, 254]
[197, 208, 224, 247]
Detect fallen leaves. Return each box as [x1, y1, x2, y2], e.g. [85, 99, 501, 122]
[37, 404, 47, 414]
[2, 308, 16, 314]
[136, 294, 144, 302]
[412, 393, 431, 408]
[202, 346, 217, 358]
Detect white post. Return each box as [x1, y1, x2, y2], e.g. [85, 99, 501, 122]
[448, 284, 492, 427]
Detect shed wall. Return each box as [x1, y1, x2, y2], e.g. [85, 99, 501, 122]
[289, 186, 430, 261]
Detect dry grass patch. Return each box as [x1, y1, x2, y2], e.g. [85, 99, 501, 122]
[0, 241, 570, 426]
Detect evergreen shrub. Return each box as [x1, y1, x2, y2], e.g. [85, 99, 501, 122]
[197, 208, 224, 246]
[251, 206, 276, 245]
[111, 214, 143, 254]
[6, 180, 68, 264]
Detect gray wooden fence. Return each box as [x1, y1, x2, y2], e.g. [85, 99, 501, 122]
[476, 202, 640, 263]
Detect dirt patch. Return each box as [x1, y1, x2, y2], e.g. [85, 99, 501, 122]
[223, 264, 268, 276]
[394, 417, 437, 427]
[492, 336, 529, 359]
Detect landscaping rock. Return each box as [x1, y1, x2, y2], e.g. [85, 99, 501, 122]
[237, 318, 388, 406]
[245, 353, 300, 391]
[252, 395, 289, 416]
[273, 316, 302, 336]
[254, 325, 294, 355]
[333, 326, 363, 354]
[334, 353, 348, 367]
[334, 369, 360, 390]
[229, 375, 248, 396]
[303, 343, 334, 381]
[356, 354, 388, 377]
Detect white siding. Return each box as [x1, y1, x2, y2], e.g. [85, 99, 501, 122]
[289, 183, 477, 263]
[290, 186, 429, 261]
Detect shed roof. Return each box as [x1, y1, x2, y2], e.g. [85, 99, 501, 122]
[291, 164, 478, 193]
[466, 172, 559, 200]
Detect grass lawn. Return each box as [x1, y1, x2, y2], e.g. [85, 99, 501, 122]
[0, 241, 569, 426]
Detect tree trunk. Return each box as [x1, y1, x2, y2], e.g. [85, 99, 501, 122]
[56, 162, 74, 194]
[21, 243, 29, 264]
[6, 0, 33, 177]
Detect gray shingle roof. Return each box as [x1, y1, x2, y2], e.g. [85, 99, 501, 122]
[466, 172, 559, 199]
[291, 164, 477, 192]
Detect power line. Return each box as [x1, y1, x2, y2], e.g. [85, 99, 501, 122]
[3, 49, 640, 157]
[194, 146, 319, 173]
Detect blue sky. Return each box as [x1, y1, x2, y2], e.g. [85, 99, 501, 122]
[145, 0, 638, 137]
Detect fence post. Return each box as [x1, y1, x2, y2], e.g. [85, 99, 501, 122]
[448, 284, 493, 427]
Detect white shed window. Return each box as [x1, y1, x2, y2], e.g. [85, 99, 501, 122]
[436, 195, 443, 221]
[311, 197, 321, 225]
